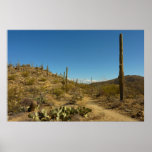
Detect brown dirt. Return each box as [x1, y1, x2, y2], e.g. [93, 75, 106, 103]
[8, 96, 136, 122]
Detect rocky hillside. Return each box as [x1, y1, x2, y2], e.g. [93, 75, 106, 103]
[8, 64, 144, 121]
[8, 64, 92, 121]
[91, 75, 144, 97]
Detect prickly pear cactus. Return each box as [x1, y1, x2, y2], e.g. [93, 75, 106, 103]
[28, 106, 92, 121]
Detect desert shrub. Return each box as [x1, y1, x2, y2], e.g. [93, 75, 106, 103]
[107, 101, 121, 109]
[130, 110, 144, 120]
[98, 84, 119, 97]
[8, 74, 16, 80]
[69, 92, 83, 104]
[25, 78, 35, 85]
[8, 87, 23, 115]
[61, 79, 66, 85]
[53, 79, 59, 84]
[51, 88, 64, 99]
[27, 86, 40, 94]
[8, 64, 13, 68]
[21, 98, 37, 112]
[65, 83, 76, 92]
[21, 71, 29, 77]
[78, 83, 89, 89]
[68, 83, 75, 89]
[36, 94, 46, 104]
[8, 100, 22, 115]
[8, 87, 22, 102]
[38, 77, 47, 82]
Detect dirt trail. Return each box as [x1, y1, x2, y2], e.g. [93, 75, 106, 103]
[8, 112, 31, 121]
[9, 96, 136, 122]
[77, 97, 136, 121]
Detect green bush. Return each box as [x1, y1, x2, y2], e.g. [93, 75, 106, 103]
[99, 84, 119, 97]
[69, 92, 83, 104]
[8, 74, 16, 80]
[36, 94, 46, 104]
[38, 77, 46, 82]
[21, 71, 29, 77]
[51, 88, 64, 99]
[8, 87, 23, 115]
[53, 79, 59, 84]
[25, 78, 35, 85]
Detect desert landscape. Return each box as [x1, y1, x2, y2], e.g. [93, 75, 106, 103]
[8, 30, 144, 121]
[8, 64, 144, 121]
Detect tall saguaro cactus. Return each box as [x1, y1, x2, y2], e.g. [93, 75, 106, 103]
[66, 67, 68, 92]
[119, 33, 124, 101]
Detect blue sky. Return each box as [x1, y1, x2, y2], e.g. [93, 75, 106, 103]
[8, 30, 144, 82]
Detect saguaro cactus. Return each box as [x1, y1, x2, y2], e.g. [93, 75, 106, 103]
[16, 62, 20, 70]
[66, 67, 68, 92]
[119, 33, 124, 101]
[46, 65, 49, 76]
[63, 72, 65, 79]
[40, 64, 43, 72]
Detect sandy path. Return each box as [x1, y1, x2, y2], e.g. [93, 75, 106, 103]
[8, 112, 31, 121]
[8, 96, 136, 122]
[77, 97, 136, 121]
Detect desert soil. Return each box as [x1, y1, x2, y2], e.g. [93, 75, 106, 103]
[9, 96, 136, 122]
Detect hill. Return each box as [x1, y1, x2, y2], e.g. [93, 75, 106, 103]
[91, 75, 144, 97]
[8, 64, 144, 121]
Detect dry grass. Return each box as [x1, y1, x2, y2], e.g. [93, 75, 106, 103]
[95, 95, 144, 121]
[8, 64, 144, 121]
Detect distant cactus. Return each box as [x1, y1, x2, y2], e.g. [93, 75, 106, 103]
[66, 67, 68, 92]
[16, 62, 20, 70]
[40, 64, 43, 71]
[119, 33, 124, 101]
[46, 65, 49, 76]
[91, 77, 92, 84]
[63, 72, 65, 79]
[36, 64, 39, 74]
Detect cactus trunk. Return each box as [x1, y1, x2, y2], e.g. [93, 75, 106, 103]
[91, 77, 92, 84]
[46, 65, 49, 76]
[64, 72, 65, 79]
[119, 33, 124, 101]
[66, 67, 68, 92]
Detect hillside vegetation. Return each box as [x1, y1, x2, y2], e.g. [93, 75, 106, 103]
[8, 64, 144, 121]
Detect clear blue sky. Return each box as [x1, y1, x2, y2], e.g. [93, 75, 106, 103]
[8, 30, 144, 82]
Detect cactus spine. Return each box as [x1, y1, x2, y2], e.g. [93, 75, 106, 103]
[119, 33, 124, 101]
[66, 67, 68, 92]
